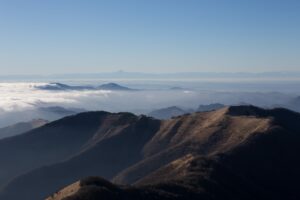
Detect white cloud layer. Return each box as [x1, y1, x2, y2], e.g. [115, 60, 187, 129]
[0, 82, 296, 127]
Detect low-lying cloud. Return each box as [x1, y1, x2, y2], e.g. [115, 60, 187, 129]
[0, 82, 297, 127]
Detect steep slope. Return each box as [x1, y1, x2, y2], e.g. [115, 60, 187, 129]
[0, 113, 160, 200]
[0, 119, 48, 139]
[49, 106, 300, 200]
[0, 112, 154, 187]
[113, 106, 271, 184]
[0, 112, 112, 189]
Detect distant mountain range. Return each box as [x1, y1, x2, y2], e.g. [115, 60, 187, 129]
[285, 96, 300, 112]
[38, 106, 85, 116]
[36, 82, 135, 91]
[148, 104, 225, 119]
[147, 106, 189, 119]
[35, 83, 92, 90]
[0, 106, 299, 199]
[197, 103, 225, 112]
[0, 119, 48, 140]
[97, 83, 134, 91]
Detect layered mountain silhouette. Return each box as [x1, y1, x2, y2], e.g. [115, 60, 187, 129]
[35, 83, 90, 90]
[148, 104, 225, 120]
[0, 119, 48, 140]
[97, 83, 134, 91]
[0, 106, 299, 200]
[38, 106, 85, 116]
[197, 103, 225, 112]
[148, 106, 189, 119]
[36, 82, 134, 91]
[286, 96, 300, 112]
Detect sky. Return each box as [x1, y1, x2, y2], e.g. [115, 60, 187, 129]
[0, 0, 299, 75]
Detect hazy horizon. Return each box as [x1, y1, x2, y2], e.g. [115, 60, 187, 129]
[1, 71, 300, 81]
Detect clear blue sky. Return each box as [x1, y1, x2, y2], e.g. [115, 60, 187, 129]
[0, 0, 299, 74]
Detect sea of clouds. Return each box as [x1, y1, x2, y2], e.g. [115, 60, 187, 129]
[0, 81, 297, 127]
[0, 82, 200, 126]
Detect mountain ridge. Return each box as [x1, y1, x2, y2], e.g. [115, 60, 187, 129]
[0, 106, 299, 200]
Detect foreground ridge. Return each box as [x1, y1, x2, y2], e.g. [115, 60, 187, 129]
[0, 106, 299, 200]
